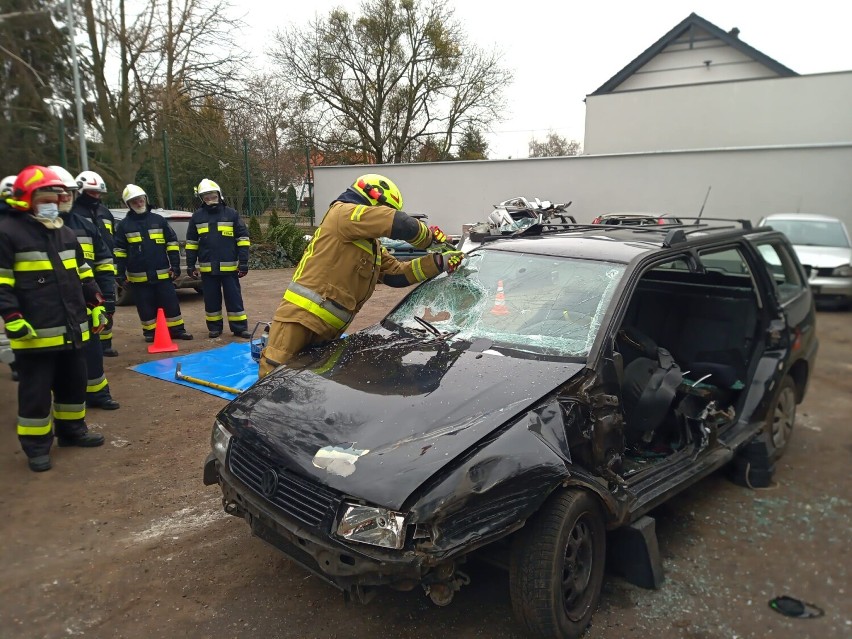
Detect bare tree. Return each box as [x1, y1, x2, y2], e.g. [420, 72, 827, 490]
[528, 131, 581, 158]
[77, 0, 246, 188]
[0, 2, 72, 176]
[270, 0, 512, 164]
[226, 75, 304, 206]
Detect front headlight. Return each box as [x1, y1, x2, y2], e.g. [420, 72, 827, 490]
[831, 264, 852, 277]
[210, 420, 232, 464]
[336, 503, 407, 549]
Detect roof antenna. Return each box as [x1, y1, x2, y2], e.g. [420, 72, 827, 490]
[696, 186, 712, 224]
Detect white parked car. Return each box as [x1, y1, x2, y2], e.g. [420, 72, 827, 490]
[758, 213, 852, 307]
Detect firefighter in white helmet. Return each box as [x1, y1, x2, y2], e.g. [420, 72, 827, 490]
[114, 184, 193, 342]
[185, 178, 251, 338]
[72, 169, 119, 357]
[50, 165, 119, 409]
[0, 175, 16, 222]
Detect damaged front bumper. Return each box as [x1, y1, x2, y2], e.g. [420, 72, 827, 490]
[204, 453, 446, 592]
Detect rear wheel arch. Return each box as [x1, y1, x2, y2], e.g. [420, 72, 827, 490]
[787, 359, 809, 403]
[764, 374, 797, 461]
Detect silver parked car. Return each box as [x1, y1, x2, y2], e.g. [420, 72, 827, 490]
[758, 213, 852, 307]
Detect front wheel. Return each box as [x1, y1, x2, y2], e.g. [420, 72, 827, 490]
[510, 489, 606, 639]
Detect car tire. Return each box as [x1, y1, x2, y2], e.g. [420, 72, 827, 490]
[115, 280, 134, 306]
[509, 489, 606, 639]
[764, 375, 797, 461]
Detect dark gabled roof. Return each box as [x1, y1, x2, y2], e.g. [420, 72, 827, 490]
[591, 12, 798, 95]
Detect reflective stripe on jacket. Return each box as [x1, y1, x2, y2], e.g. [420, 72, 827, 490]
[60, 209, 116, 310]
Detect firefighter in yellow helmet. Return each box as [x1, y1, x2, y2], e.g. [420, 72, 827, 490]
[259, 173, 464, 378]
[0, 166, 107, 471]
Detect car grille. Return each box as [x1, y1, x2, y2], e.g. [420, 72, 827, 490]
[815, 267, 836, 277]
[229, 439, 342, 528]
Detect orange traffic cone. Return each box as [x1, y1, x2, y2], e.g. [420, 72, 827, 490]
[148, 307, 179, 353]
[490, 280, 510, 315]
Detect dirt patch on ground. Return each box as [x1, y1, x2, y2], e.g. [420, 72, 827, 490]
[1, 269, 849, 638]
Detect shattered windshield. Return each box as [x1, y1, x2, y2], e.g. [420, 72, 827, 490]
[386, 250, 625, 359]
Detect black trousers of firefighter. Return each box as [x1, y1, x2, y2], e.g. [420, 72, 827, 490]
[83, 320, 113, 405]
[132, 280, 188, 338]
[14, 348, 89, 458]
[201, 273, 247, 334]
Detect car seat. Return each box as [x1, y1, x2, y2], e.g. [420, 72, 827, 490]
[618, 327, 683, 445]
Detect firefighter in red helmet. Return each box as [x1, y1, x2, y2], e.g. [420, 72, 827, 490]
[0, 166, 107, 472]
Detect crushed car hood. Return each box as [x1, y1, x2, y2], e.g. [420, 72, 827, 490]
[792, 245, 852, 268]
[221, 330, 583, 510]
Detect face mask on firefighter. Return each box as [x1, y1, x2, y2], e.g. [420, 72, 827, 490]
[35, 202, 60, 221]
[201, 191, 219, 205]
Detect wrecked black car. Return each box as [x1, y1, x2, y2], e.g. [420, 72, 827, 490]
[203, 219, 817, 639]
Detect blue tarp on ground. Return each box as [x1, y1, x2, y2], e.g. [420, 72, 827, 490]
[130, 342, 258, 400]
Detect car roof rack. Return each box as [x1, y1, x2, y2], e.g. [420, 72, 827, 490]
[484, 217, 761, 247]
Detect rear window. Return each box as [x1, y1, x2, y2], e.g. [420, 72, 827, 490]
[769, 219, 850, 248]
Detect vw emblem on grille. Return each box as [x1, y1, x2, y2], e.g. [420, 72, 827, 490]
[260, 468, 279, 497]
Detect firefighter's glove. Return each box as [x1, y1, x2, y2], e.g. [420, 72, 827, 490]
[91, 306, 107, 334]
[429, 225, 449, 245]
[168, 269, 177, 280]
[440, 250, 465, 275]
[191, 269, 200, 279]
[5, 317, 37, 340]
[238, 268, 248, 279]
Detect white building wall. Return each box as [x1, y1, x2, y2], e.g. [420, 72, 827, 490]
[585, 72, 852, 154]
[615, 30, 779, 92]
[313, 144, 852, 236]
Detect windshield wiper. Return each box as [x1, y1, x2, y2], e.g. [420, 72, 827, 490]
[413, 315, 442, 337]
[412, 315, 460, 342]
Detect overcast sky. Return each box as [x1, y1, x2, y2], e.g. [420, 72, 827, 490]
[244, 0, 852, 159]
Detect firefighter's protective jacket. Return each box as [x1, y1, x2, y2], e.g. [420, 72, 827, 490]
[185, 203, 250, 274]
[59, 210, 116, 312]
[114, 208, 181, 283]
[72, 193, 116, 253]
[275, 200, 440, 337]
[0, 213, 102, 351]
